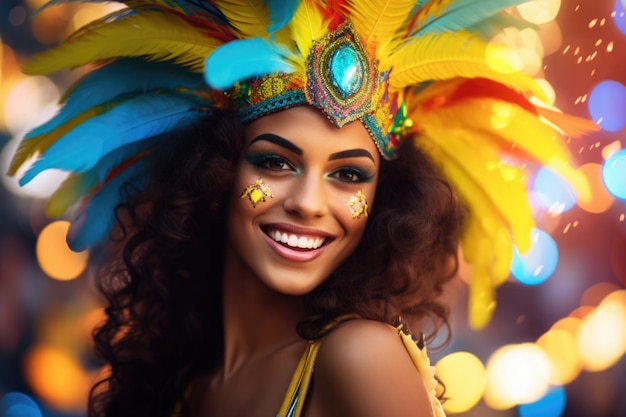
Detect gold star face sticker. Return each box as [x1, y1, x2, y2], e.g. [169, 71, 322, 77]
[346, 190, 369, 219]
[241, 177, 273, 208]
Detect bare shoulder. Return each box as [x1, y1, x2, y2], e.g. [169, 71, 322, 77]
[318, 319, 407, 366]
[306, 319, 435, 417]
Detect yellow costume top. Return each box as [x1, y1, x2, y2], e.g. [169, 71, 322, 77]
[276, 320, 446, 417]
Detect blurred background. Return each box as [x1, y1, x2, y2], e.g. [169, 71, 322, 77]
[0, 1, 625, 416]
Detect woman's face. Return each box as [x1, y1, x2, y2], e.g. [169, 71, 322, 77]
[225, 106, 380, 295]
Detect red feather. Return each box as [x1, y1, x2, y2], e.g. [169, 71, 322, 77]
[321, 0, 348, 30]
[449, 78, 538, 115]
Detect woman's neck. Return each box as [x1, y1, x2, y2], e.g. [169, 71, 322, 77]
[219, 249, 307, 380]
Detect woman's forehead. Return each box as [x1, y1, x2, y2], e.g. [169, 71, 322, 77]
[244, 106, 379, 158]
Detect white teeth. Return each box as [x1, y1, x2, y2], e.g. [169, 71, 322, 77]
[268, 229, 325, 249]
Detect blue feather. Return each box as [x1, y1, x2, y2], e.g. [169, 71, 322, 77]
[266, 0, 299, 33]
[93, 137, 159, 184]
[204, 37, 294, 90]
[414, 0, 529, 36]
[166, 0, 229, 24]
[19, 93, 209, 184]
[40, 0, 228, 24]
[67, 156, 153, 251]
[25, 60, 206, 139]
[38, 0, 110, 8]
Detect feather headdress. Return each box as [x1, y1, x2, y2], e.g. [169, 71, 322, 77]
[9, 0, 597, 329]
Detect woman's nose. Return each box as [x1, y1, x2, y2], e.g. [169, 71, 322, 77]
[283, 173, 328, 219]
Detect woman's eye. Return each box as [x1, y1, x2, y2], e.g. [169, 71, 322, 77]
[259, 156, 293, 171]
[331, 168, 368, 183]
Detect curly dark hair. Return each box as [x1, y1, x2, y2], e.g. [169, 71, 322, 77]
[88, 109, 464, 417]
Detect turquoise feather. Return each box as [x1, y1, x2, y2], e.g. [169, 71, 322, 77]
[19, 93, 208, 184]
[204, 37, 294, 90]
[39, 0, 228, 23]
[267, 0, 299, 33]
[414, 0, 529, 36]
[26, 60, 207, 139]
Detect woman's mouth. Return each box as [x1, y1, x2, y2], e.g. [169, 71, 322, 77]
[266, 228, 326, 250]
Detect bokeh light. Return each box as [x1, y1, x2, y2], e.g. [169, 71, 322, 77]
[552, 316, 582, 334]
[614, 0, 626, 35]
[510, 228, 559, 285]
[1, 392, 43, 417]
[0, 135, 70, 199]
[533, 167, 577, 214]
[484, 344, 551, 410]
[35, 220, 89, 281]
[518, 386, 566, 417]
[602, 149, 626, 199]
[489, 27, 543, 76]
[517, 0, 561, 25]
[588, 80, 626, 131]
[577, 293, 626, 371]
[536, 329, 582, 384]
[23, 345, 91, 412]
[3, 76, 60, 136]
[435, 352, 487, 414]
[576, 163, 615, 213]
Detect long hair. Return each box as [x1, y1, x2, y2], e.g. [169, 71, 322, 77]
[89, 110, 244, 417]
[88, 111, 464, 417]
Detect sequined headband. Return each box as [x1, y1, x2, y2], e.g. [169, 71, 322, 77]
[217, 23, 409, 159]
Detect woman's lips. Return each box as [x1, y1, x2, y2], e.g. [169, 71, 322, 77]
[261, 225, 333, 262]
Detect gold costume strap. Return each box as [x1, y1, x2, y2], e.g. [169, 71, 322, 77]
[276, 340, 321, 417]
[277, 315, 357, 417]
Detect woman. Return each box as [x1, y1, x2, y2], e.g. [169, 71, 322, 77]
[9, 1, 592, 416]
[90, 104, 460, 416]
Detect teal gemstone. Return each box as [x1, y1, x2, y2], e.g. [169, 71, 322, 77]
[329, 45, 363, 99]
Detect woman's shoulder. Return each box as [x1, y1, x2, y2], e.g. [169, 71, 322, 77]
[316, 318, 420, 378]
[307, 318, 436, 417]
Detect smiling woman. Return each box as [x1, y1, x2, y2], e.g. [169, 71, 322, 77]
[227, 107, 380, 296]
[90, 106, 458, 417]
[7, 1, 594, 417]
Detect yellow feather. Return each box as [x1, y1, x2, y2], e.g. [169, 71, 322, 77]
[419, 134, 524, 330]
[23, 12, 220, 75]
[46, 172, 92, 217]
[289, 0, 328, 72]
[418, 126, 534, 253]
[7, 104, 115, 177]
[214, 0, 271, 38]
[408, 76, 593, 329]
[408, 91, 591, 203]
[462, 218, 501, 330]
[387, 32, 546, 101]
[345, 0, 415, 57]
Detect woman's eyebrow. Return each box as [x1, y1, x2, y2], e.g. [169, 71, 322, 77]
[328, 149, 375, 162]
[249, 133, 302, 155]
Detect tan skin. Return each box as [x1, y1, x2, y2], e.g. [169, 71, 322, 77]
[190, 106, 434, 417]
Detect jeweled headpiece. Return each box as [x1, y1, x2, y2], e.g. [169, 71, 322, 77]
[8, 0, 597, 329]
